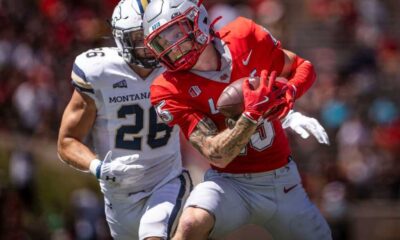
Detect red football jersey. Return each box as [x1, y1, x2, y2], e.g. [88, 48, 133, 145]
[151, 17, 292, 173]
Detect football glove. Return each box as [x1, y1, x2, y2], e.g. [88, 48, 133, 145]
[282, 111, 330, 145]
[242, 70, 285, 123]
[265, 83, 296, 121]
[89, 151, 145, 185]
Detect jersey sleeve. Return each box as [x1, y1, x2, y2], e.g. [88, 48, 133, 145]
[71, 61, 95, 96]
[150, 84, 205, 139]
[251, 20, 285, 74]
[70, 50, 105, 99]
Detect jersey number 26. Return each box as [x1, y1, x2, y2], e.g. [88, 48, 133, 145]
[115, 104, 173, 150]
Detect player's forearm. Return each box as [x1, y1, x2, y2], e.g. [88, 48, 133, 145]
[287, 56, 316, 99]
[189, 116, 257, 168]
[57, 137, 96, 172]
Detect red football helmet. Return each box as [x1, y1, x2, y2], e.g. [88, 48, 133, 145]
[143, 0, 212, 72]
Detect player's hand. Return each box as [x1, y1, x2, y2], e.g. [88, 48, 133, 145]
[91, 151, 145, 184]
[265, 83, 296, 121]
[242, 70, 285, 123]
[282, 111, 329, 145]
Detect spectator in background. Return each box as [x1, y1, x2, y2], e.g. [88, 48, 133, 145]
[71, 188, 108, 240]
[9, 149, 35, 208]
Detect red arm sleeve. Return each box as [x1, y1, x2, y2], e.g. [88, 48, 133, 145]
[251, 18, 315, 99]
[287, 55, 316, 99]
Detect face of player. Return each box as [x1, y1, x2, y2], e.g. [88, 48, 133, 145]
[128, 30, 155, 59]
[148, 20, 195, 65]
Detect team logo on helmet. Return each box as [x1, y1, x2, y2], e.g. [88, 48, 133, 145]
[151, 22, 161, 31]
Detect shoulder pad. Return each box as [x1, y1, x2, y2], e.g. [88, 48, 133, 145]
[219, 17, 254, 39]
[71, 48, 121, 93]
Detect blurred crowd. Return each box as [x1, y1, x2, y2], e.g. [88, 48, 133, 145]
[0, 0, 400, 239]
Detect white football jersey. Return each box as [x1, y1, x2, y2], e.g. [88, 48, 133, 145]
[71, 47, 182, 195]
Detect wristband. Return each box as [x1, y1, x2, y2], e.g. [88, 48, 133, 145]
[288, 83, 297, 97]
[281, 109, 296, 124]
[89, 159, 102, 179]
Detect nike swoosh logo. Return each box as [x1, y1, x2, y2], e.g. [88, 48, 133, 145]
[242, 50, 252, 66]
[252, 96, 269, 107]
[283, 184, 298, 194]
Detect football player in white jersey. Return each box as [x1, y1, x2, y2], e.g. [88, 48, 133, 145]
[57, 0, 328, 239]
[57, 0, 192, 239]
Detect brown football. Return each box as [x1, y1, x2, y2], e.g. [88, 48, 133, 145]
[216, 76, 288, 119]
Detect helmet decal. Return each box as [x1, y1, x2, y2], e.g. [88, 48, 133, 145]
[136, 0, 150, 14]
[151, 21, 161, 31]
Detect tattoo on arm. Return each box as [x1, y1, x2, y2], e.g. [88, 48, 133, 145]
[190, 118, 220, 160]
[197, 117, 219, 136]
[189, 116, 258, 167]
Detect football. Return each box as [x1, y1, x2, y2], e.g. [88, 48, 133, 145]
[216, 76, 288, 119]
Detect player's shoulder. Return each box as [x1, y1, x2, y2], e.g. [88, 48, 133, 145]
[219, 17, 277, 42]
[152, 71, 180, 88]
[72, 47, 124, 82]
[150, 72, 181, 104]
[71, 47, 123, 93]
[219, 17, 280, 55]
[74, 47, 121, 64]
[74, 47, 123, 73]
[73, 47, 123, 75]
[219, 17, 257, 39]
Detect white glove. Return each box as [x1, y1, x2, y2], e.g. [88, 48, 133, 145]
[89, 151, 145, 185]
[282, 111, 330, 145]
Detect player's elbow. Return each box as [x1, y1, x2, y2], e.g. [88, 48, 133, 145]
[57, 136, 71, 164]
[205, 150, 233, 168]
[307, 61, 317, 81]
[201, 140, 239, 168]
[189, 135, 235, 168]
[57, 152, 69, 165]
[210, 159, 231, 168]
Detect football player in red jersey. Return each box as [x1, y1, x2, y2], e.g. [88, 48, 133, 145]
[143, 0, 332, 239]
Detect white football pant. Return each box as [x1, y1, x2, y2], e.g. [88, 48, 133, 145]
[104, 170, 192, 240]
[184, 159, 332, 240]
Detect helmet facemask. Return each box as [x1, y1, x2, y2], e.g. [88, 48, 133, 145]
[145, 6, 210, 71]
[113, 28, 159, 69]
[111, 0, 160, 69]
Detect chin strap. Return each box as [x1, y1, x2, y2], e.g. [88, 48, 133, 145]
[210, 16, 222, 29]
[208, 16, 221, 40]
